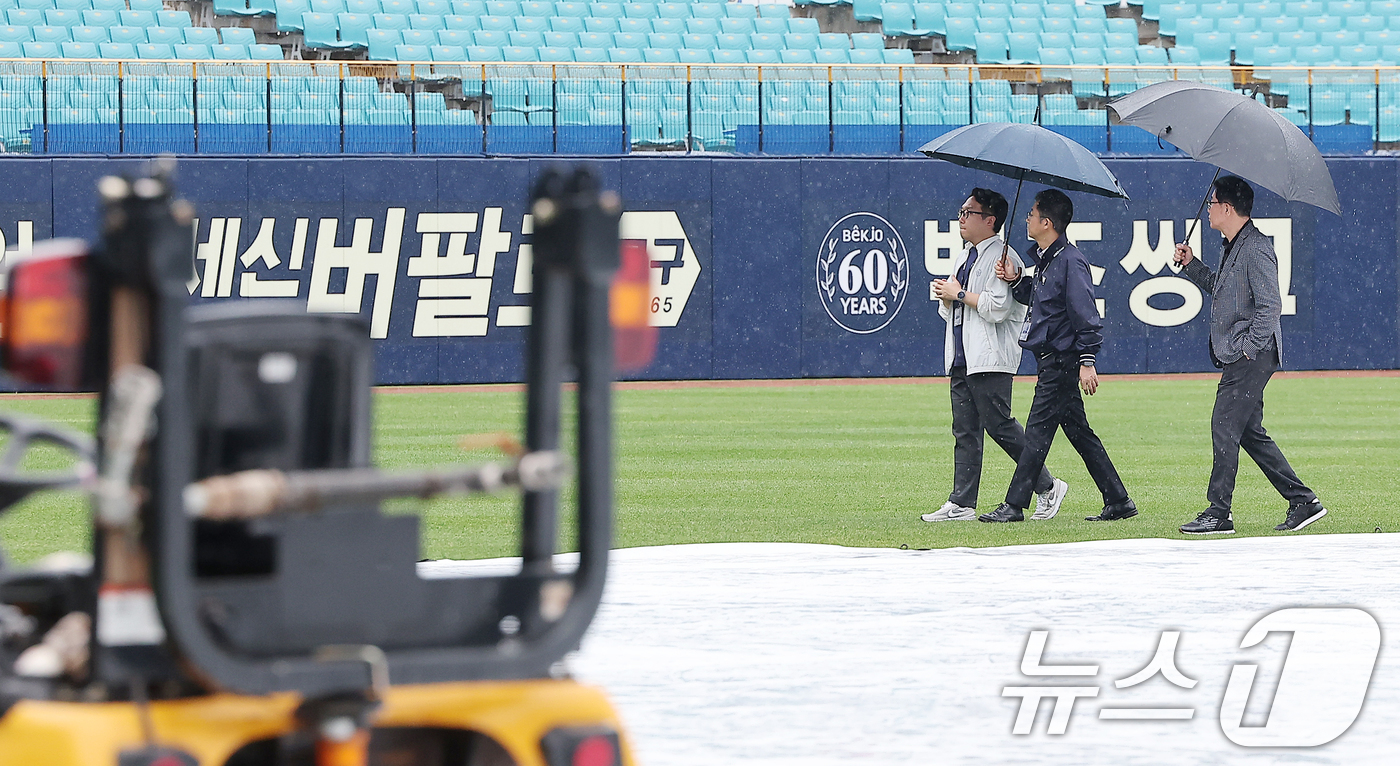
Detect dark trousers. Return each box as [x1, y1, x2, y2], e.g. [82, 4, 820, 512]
[948, 368, 1054, 508]
[1206, 346, 1316, 517]
[1005, 352, 1129, 510]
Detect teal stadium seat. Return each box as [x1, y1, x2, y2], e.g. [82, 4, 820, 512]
[975, 31, 1009, 62]
[1073, 32, 1105, 48]
[815, 48, 848, 62]
[61, 40, 97, 56]
[818, 32, 849, 48]
[1234, 31, 1273, 62]
[721, 17, 754, 34]
[978, 16, 1010, 34]
[509, 30, 544, 47]
[34, 27, 71, 44]
[174, 43, 212, 58]
[222, 27, 255, 45]
[681, 32, 714, 48]
[1157, 3, 1196, 37]
[726, 2, 757, 18]
[944, 17, 976, 50]
[312, 0, 347, 13]
[213, 43, 251, 59]
[678, 47, 710, 62]
[1010, 17, 1041, 34]
[185, 27, 219, 45]
[1260, 17, 1299, 35]
[335, 12, 373, 46]
[853, 0, 883, 22]
[250, 43, 282, 59]
[302, 12, 356, 48]
[147, 27, 182, 44]
[136, 42, 173, 58]
[745, 48, 778, 62]
[914, 3, 946, 35]
[786, 32, 817, 49]
[884, 47, 914, 62]
[22, 40, 59, 57]
[1294, 44, 1337, 64]
[1041, 31, 1071, 48]
[367, 28, 401, 58]
[1193, 31, 1232, 63]
[618, 18, 649, 34]
[1302, 16, 1342, 34]
[99, 41, 135, 57]
[754, 18, 788, 34]
[1320, 30, 1361, 48]
[81, 10, 118, 27]
[851, 32, 883, 48]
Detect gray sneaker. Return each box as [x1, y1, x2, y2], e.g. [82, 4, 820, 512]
[1031, 478, 1069, 520]
[921, 501, 977, 522]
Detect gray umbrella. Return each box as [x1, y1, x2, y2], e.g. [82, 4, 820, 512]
[919, 122, 1128, 266]
[1109, 81, 1341, 232]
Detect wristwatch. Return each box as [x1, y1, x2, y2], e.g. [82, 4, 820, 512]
[956, 290, 966, 302]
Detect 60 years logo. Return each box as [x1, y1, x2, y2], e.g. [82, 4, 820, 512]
[817, 212, 908, 334]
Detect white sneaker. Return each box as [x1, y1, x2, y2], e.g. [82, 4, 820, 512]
[921, 501, 977, 522]
[1031, 478, 1069, 520]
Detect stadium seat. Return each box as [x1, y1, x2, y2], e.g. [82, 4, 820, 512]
[98, 41, 136, 58]
[301, 13, 356, 48]
[336, 13, 373, 46]
[618, 17, 650, 34]
[33, 26, 71, 45]
[1319, 30, 1361, 48]
[80, 9, 118, 27]
[409, 14, 444, 31]
[60, 40, 97, 58]
[1339, 43, 1380, 63]
[720, 17, 755, 34]
[786, 32, 818, 50]
[367, 28, 401, 59]
[145, 26, 182, 45]
[1010, 17, 1041, 34]
[814, 47, 848, 63]
[1157, 3, 1197, 38]
[250, 43, 282, 59]
[1294, 44, 1338, 64]
[508, 30, 543, 47]
[913, 3, 946, 35]
[174, 43, 212, 58]
[975, 31, 1009, 63]
[1041, 31, 1072, 49]
[109, 26, 148, 44]
[1193, 32, 1232, 63]
[944, 17, 976, 50]
[185, 27, 219, 45]
[213, 43, 251, 59]
[222, 27, 256, 46]
[1234, 32, 1273, 63]
[679, 47, 712, 62]
[1302, 16, 1343, 34]
[977, 16, 1011, 34]
[818, 32, 849, 49]
[71, 26, 108, 44]
[1260, 17, 1300, 35]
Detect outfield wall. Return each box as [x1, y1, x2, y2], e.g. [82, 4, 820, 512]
[1, 156, 1396, 383]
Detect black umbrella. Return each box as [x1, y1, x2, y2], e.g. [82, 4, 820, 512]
[1109, 81, 1341, 245]
[919, 122, 1129, 267]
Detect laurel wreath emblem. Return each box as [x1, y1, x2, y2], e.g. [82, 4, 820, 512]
[888, 239, 907, 299]
[819, 238, 838, 301]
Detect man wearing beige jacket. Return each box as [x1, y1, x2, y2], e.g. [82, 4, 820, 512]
[922, 189, 1068, 523]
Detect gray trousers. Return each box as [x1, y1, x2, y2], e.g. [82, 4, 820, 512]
[1206, 345, 1316, 517]
[949, 368, 1053, 508]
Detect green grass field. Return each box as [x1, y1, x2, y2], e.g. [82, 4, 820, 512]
[0, 374, 1396, 564]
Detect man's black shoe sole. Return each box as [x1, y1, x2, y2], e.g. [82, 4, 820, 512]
[1180, 527, 1234, 535]
[1086, 509, 1138, 522]
[1275, 507, 1328, 532]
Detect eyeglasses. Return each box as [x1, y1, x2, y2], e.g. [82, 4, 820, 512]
[1208, 198, 1224, 207]
[957, 208, 992, 220]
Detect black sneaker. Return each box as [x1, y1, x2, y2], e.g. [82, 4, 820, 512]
[1180, 512, 1234, 535]
[978, 503, 1024, 523]
[1086, 498, 1137, 522]
[1275, 501, 1327, 532]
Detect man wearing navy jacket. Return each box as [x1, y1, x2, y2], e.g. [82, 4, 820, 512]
[979, 189, 1136, 523]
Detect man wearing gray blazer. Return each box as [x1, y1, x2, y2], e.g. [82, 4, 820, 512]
[1172, 175, 1326, 535]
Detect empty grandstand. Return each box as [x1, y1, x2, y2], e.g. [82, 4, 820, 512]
[0, 0, 1393, 155]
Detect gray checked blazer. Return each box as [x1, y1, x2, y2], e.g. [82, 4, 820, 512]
[1180, 220, 1283, 366]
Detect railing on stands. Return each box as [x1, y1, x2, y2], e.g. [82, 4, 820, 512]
[0, 60, 1395, 156]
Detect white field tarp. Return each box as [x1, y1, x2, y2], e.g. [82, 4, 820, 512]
[423, 535, 1400, 765]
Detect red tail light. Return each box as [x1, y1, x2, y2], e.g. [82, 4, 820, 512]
[0, 239, 90, 390]
[611, 238, 657, 372]
[541, 726, 622, 766]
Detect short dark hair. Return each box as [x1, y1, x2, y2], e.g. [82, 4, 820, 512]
[1033, 188, 1073, 234]
[1212, 175, 1254, 217]
[968, 187, 1009, 233]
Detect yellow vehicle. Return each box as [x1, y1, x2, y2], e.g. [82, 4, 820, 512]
[0, 165, 640, 766]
